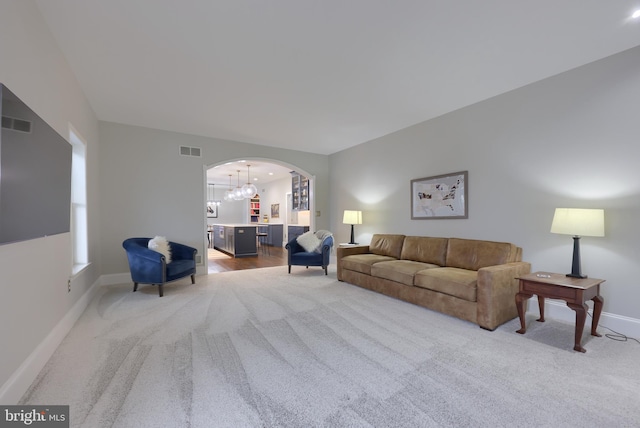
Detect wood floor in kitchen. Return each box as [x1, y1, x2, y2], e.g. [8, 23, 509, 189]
[207, 245, 288, 273]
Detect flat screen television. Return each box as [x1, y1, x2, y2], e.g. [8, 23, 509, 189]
[0, 83, 72, 245]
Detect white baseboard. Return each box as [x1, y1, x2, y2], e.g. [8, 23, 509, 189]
[0, 278, 101, 404]
[101, 266, 207, 286]
[527, 300, 640, 338]
[100, 272, 131, 286]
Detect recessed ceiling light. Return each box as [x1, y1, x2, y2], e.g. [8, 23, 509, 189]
[632, 9, 640, 19]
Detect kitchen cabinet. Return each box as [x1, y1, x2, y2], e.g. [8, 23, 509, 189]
[249, 195, 260, 223]
[291, 172, 309, 211]
[288, 225, 309, 242]
[213, 224, 257, 257]
[257, 224, 283, 247]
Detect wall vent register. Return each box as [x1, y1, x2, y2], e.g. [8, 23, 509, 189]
[1, 115, 32, 133]
[179, 145, 201, 157]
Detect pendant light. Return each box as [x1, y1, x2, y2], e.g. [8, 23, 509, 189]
[224, 174, 234, 201]
[241, 164, 258, 198]
[232, 170, 244, 200]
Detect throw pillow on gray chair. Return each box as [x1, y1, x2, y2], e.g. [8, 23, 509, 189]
[122, 237, 197, 297]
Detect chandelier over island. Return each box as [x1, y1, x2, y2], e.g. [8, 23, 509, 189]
[224, 166, 258, 201]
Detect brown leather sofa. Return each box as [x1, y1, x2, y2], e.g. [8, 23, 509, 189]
[337, 234, 531, 330]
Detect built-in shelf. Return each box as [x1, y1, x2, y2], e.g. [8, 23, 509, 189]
[250, 194, 260, 223]
[291, 172, 309, 211]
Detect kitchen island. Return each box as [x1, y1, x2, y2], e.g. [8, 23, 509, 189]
[212, 224, 257, 257]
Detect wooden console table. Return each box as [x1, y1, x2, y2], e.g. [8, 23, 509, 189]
[515, 272, 605, 352]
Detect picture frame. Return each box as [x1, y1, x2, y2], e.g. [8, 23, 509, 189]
[271, 203, 280, 218]
[411, 171, 468, 219]
[206, 203, 218, 218]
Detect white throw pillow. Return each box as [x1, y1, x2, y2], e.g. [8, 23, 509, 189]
[315, 229, 333, 242]
[148, 236, 172, 263]
[296, 230, 321, 253]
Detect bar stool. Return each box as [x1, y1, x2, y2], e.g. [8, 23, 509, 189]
[256, 232, 269, 255]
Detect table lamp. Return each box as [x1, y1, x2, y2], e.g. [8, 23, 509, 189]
[343, 210, 362, 245]
[550, 208, 604, 278]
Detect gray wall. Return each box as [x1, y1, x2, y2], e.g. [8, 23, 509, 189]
[98, 122, 329, 274]
[330, 45, 640, 321]
[2, 0, 639, 402]
[0, 0, 100, 398]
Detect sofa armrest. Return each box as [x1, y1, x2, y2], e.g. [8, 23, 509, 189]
[476, 261, 532, 330]
[336, 245, 370, 281]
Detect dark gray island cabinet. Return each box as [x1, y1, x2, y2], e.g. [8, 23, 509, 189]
[213, 224, 257, 257]
[257, 224, 284, 247]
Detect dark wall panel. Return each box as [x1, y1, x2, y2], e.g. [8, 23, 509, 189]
[0, 84, 72, 245]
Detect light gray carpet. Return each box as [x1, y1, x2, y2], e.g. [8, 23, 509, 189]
[20, 266, 640, 427]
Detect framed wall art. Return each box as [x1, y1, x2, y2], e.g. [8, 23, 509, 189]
[206, 202, 219, 218]
[411, 171, 468, 219]
[271, 203, 280, 218]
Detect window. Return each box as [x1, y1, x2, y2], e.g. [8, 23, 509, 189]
[69, 126, 88, 274]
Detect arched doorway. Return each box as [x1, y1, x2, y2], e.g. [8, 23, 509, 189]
[204, 157, 315, 273]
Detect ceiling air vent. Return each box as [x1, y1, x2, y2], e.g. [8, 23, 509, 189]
[1, 115, 32, 133]
[179, 145, 201, 157]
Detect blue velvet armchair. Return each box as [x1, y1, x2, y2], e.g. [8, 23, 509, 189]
[285, 234, 333, 275]
[122, 237, 197, 297]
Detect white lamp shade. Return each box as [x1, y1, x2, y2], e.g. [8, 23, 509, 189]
[550, 208, 605, 237]
[343, 210, 363, 225]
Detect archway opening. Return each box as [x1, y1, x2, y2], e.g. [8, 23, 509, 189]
[203, 157, 315, 273]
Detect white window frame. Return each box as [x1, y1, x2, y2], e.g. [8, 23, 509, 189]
[69, 124, 89, 276]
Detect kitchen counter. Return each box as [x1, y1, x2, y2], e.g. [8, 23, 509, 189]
[212, 224, 257, 257]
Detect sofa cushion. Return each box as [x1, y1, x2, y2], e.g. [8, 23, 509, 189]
[371, 260, 440, 286]
[414, 267, 478, 302]
[400, 236, 448, 266]
[445, 238, 519, 271]
[341, 254, 397, 275]
[369, 234, 405, 258]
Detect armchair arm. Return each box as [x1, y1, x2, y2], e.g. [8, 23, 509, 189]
[285, 238, 303, 252]
[320, 236, 333, 265]
[476, 261, 532, 330]
[170, 241, 197, 261]
[285, 238, 305, 265]
[125, 247, 166, 284]
[131, 246, 165, 264]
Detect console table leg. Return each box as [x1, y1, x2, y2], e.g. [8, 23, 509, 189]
[515, 292, 532, 334]
[568, 302, 588, 353]
[536, 296, 545, 322]
[591, 295, 604, 337]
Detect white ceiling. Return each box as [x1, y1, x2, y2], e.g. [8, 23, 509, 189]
[206, 160, 295, 189]
[36, 0, 640, 161]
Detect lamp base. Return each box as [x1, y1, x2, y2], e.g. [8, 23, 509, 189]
[566, 273, 587, 279]
[348, 224, 358, 245]
[567, 236, 587, 279]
